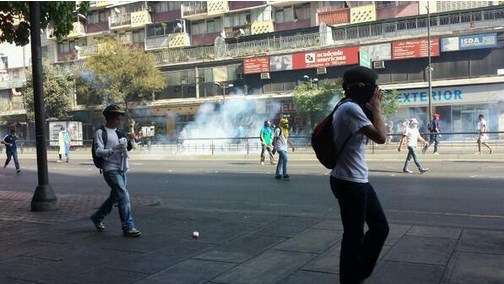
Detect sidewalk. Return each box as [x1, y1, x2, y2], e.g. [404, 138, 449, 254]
[1, 189, 504, 283]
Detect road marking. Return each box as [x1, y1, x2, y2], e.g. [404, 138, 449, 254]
[388, 209, 504, 220]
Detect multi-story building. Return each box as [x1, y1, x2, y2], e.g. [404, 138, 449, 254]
[1, 1, 504, 142]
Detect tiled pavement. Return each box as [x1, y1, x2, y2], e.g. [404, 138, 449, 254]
[1, 190, 504, 284]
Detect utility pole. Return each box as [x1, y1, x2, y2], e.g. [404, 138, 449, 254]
[30, 1, 58, 211]
[427, 1, 433, 121]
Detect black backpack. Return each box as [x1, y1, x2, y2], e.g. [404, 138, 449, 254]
[311, 99, 352, 169]
[91, 126, 130, 170]
[427, 120, 435, 132]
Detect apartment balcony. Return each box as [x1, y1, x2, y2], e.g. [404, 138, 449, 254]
[145, 33, 191, 50]
[109, 14, 131, 29]
[182, 2, 208, 20]
[350, 4, 376, 24]
[109, 10, 152, 30]
[0, 70, 26, 90]
[66, 22, 86, 38]
[90, 1, 109, 8]
[131, 10, 152, 28]
[317, 7, 350, 25]
[251, 20, 274, 35]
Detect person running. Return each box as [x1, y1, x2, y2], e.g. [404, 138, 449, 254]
[330, 66, 390, 284]
[1, 129, 21, 174]
[422, 113, 440, 155]
[273, 117, 295, 180]
[90, 104, 141, 237]
[259, 120, 275, 165]
[398, 118, 429, 174]
[476, 114, 492, 154]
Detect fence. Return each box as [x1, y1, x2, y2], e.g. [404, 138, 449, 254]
[6, 131, 504, 156]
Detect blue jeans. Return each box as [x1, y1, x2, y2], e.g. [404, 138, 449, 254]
[5, 150, 19, 170]
[404, 146, 423, 170]
[91, 170, 135, 231]
[330, 177, 389, 284]
[424, 134, 439, 153]
[275, 150, 288, 176]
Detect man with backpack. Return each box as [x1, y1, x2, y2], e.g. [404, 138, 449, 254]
[329, 66, 389, 284]
[422, 113, 440, 155]
[90, 104, 141, 237]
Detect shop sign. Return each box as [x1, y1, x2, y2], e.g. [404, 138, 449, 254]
[291, 46, 359, 69]
[243, 56, 270, 74]
[441, 33, 497, 52]
[392, 38, 439, 59]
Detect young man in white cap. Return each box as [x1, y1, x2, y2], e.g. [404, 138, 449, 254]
[398, 118, 429, 174]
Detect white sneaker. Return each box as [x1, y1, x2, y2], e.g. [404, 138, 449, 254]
[433, 152, 439, 155]
[260, 161, 265, 165]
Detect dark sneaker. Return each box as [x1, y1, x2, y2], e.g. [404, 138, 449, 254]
[283, 174, 290, 180]
[275, 174, 282, 179]
[16, 169, 21, 174]
[490, 149, 493, 154]
[421, 146, 427, 154]
[419, 168, 429, 174]
[123, 228, 142, 237]
[90, 217, 105, 231]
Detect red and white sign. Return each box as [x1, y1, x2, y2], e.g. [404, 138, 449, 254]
[292, 47, 359, 69]
[392, 38, 440, 60]
[243, 56, 270, 74]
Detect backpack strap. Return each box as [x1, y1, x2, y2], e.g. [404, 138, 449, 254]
[100, 126, 107, 149]
[332, 98, 353, 162]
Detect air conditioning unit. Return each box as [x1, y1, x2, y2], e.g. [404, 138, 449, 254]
[316, 67, 327, 75]
[260, 72, 270, 79]
[373, 61, 385, 69]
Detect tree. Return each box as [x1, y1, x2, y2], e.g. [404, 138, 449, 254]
[381, 89, 399, 120]
[0, 2, 89, 46]
[293, 79, 344, 129]
[23, 63, 75, 121]
[80, 39, 167, 117]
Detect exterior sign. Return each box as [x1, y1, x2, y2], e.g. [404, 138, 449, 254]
[243, 56, 270, 74]
[441, 33, 497, 52]
[395, 83, 504, 106]
[291, 46, 359, 69]
[392, 38, 440, 59]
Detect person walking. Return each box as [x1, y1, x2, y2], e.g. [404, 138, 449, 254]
[273, 117, 294, 180]
[259, 120, 275, 165]
[422, 113, 441, 155]
[399, 118, 429, 174]
[57, 126, 71, 163]
[1, 129, 21, 174]
[330, 66, 389, 284]
[476, 114, 492, 154]
[90, 104, 142, 237]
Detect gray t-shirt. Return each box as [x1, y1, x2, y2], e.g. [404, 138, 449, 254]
[95, 127, 129, 172]
[330, 101, 372, 183]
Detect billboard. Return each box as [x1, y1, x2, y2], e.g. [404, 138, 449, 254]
[359, 43, 392, 61]
[49, 121, 83, 147]
[392, 38, 439, 60]
[441, 33, 497, 52]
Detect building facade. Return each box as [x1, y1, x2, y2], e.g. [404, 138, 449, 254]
[1, 1, 504, 142]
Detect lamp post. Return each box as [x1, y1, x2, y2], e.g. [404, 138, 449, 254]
[427, 1, 433, 121]
[216, 82, 233, 104]
[303, 75, 319, 86]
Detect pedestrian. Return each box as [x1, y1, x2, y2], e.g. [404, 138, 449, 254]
[57, 126, 71, 163]
[176, 127, 187, 154]
[273, 117, 295, 180]
[330, 66, 389, 284]
[398, 118, 429, 174]
[476, 114, 492, 154]
[422, 113, 441, 155]
[90, 104, 142, 237]
[259, 120, 275, 165]
[1, 129, 21, 174]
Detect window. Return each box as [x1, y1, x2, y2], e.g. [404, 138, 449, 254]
[132, 30, 144, 44]
[207, 18, 222, 33]
[191, 20, 205, 35]
[224, 11, 250, 27]
[88, 11, 99, 24]
[99, 10, 108, 22]
[294, 3, 310, 20]
[376, 1, 398, 8]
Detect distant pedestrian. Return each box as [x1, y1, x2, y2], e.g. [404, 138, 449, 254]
[330, 66, 389, 284]
[1, 129, 20, 174]
[57, 126, 71, 163]
[176, 127, 187, 154]
[398, 118, 429, 174]
[476, 114, 492, 154]
[259, 120, 275, 165]
[273, 117, 295, 180]
[90, 104, 141, 237]
[422, 113, 441, 155]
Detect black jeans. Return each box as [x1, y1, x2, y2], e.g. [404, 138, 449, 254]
[330, 177, 389, 284]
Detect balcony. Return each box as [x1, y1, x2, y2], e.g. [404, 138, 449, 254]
[131, 10, 152, 28]
[350, 4, 376, 24]
[66, 22, 86, 38]
[0, 70, 26, 90]
[182, 2, 208, 19]
[317, 7, 350, 25]
[109, 14, 131, 29]
[90, 1, 109, 8]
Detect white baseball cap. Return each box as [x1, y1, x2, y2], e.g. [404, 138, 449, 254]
[410, 118, 419, 124]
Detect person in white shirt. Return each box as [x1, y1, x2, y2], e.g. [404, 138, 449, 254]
[476, 114, 492, 154]
[398, 118, 429, 174]
[330, 66, 389, 284]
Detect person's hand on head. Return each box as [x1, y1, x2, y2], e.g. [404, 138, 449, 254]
[366, 87, 382, 114]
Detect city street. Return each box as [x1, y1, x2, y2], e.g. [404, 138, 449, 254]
[1, 152, 504, 283]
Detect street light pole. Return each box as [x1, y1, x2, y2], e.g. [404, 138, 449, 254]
[427, 1, 433, 121]
[29, 1, 57, 211]
[220, 83, 233, 104]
